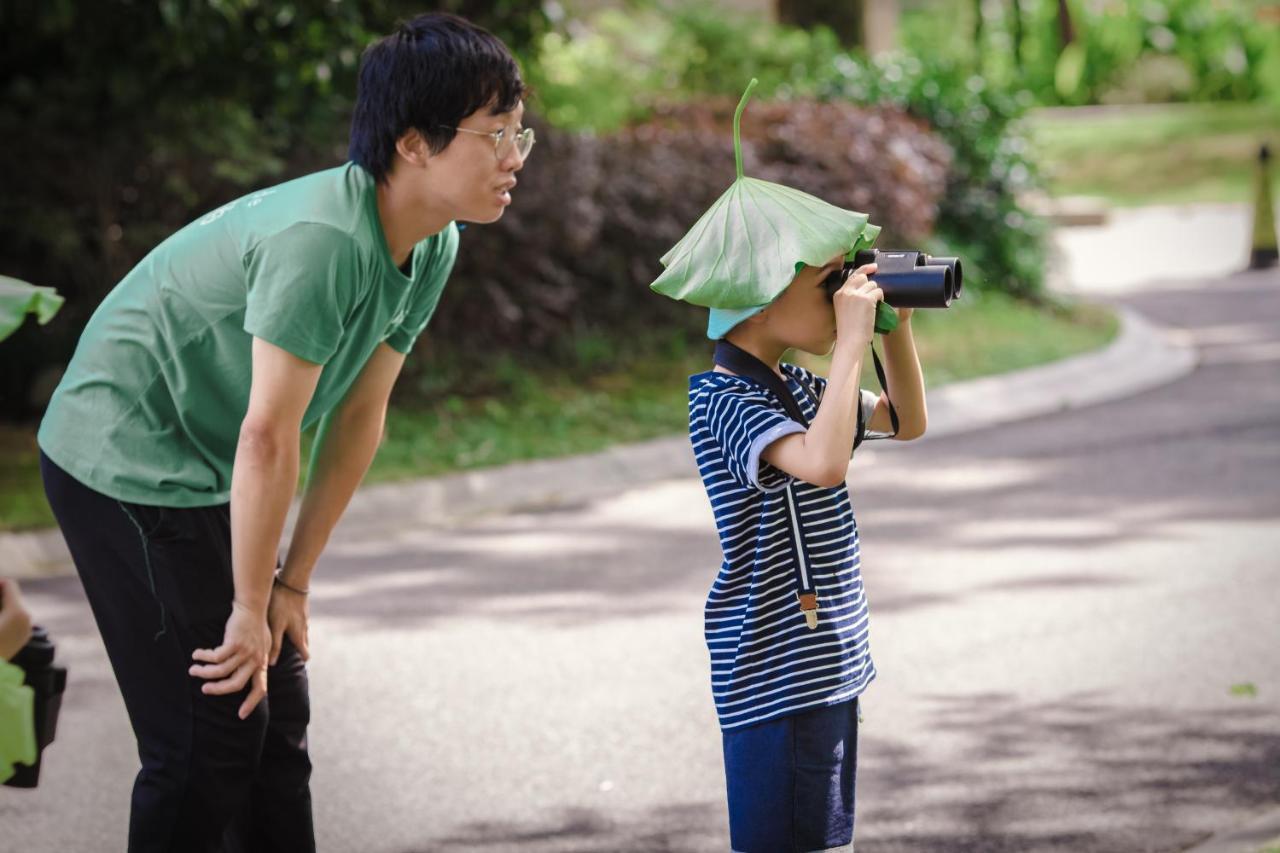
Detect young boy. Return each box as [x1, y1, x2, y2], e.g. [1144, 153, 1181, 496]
[652, 81, 927, 852]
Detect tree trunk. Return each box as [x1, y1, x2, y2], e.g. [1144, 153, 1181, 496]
[973, 0, 984, 68]
[1010, 0, 1024, 70]
[775, 0, 866, 49]
[1056, 0, 1076, 48]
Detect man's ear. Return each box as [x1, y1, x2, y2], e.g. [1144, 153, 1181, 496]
[394, 129, 432, 169]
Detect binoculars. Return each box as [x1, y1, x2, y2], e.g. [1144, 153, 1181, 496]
[822, 249, 963, 308]
[4, 625, 67, 788]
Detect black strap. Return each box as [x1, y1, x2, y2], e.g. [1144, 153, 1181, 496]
[712, 339, 898, 446]
[712, 340, 815, 425]
[865, 342, 900, 443]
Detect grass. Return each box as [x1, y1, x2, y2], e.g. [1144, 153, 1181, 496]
[0, 291, 1116, 533]
[1025, 101, 1280, 206]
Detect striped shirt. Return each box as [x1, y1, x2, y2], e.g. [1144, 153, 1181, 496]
[688, 363, 880, 731]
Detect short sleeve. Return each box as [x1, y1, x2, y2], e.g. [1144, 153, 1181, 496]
[243, 224, 359, 365]
[386, 223, 459, 354]
[859, 388, 880, 424]
[704, 384, 806, 492]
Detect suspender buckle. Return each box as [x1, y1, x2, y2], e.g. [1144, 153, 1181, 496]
[798, 592, 819, 630]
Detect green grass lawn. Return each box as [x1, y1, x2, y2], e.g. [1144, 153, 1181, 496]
[0, 290, 1117, 533]
[1025, 102, 1280, 206]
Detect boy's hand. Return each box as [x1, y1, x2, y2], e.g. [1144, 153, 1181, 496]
[190, 600, 271, 719]
[834, 263, 883, 350]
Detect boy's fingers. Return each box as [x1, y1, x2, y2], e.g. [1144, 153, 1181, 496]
[192, 645, 231, 663]
[189, 659, 239, 680]
[238, 670, 268, 720]
[269, 622, 285, 666]
[200, 660, 255, 696]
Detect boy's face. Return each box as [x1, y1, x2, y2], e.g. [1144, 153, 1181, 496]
[762, 251, 846, 355]
[424, 99, 527, 224]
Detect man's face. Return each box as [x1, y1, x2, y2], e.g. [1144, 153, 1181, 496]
[426, 100, 527, 224]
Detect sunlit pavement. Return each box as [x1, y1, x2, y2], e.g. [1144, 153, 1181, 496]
[4, 216, 1278, 850]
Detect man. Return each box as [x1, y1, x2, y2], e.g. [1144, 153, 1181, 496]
[38, 13, 531, 852]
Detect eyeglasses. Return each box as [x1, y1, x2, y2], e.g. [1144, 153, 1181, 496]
[443, 125, 536, 161]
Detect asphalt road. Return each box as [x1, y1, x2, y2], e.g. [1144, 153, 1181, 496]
[3, 268, 1277, 852]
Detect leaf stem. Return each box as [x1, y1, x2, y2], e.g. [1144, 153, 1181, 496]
[734, 78, 759, 180]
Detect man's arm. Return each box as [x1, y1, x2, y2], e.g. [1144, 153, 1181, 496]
[278, 341, 406, 595]
[191, 337, 321, 719]
[866, 309, 927, 440]
[260, 341, 407, 666]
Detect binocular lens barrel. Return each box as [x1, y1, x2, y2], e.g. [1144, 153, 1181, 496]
[845, 249, 963, 309]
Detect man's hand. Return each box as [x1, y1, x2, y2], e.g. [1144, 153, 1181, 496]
[0, 578, 33, 661]
[190, 600, 271, 719]
[268, 581, 310, 666]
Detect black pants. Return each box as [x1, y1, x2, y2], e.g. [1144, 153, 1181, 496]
[41, 452, 314, 853]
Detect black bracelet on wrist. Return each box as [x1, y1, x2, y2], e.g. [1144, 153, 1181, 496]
[273, 571, 310, 596]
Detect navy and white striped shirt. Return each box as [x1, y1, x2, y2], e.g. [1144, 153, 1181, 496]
[688, 363, 880, 731]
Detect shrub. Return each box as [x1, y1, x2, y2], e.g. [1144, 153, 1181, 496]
[397, 100, 950, 403]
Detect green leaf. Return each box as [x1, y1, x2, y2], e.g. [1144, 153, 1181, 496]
[874, 302, 900, 335]
[1229, 682, 1258, 698]
[0, 277, 64, 344]
[650, 78, 881, 311]
[1055, 43, 1087, 100]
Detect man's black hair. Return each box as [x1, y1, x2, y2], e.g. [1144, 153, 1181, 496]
[348, 13, 527, 182]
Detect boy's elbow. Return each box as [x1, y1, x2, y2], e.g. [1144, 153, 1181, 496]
[813, 462, 849, 489]
[896, 422, 927, 441]
[893, 411, 928, 441]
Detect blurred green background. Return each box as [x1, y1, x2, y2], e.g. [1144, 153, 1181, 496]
[1, 0, 1276, 529]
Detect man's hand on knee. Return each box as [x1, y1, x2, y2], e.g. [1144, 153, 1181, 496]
[189, 600, 271, 719]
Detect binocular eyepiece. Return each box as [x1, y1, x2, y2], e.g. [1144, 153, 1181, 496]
[4, 625, 67, 789]
[822, 249, 963, 309]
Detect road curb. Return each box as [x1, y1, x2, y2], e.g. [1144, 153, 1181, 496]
[0, 301, 1196, 580]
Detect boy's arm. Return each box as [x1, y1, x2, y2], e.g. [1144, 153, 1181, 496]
[760, 273, 883, 488]
[867, 308, 927, 439]
[279, 342, 405, 593]
[191, 337, 321, 719]
[761, 343, 871, 489]
[266, 342, 407, 662]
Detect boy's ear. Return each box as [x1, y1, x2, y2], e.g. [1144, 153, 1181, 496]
[394, 129, 432, 169]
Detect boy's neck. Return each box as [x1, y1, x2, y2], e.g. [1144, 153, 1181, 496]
[376, 172, 452, 267]
[717, 330, 787, 379]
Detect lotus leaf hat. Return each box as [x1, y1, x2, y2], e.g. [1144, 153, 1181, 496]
[650, 79, 882, 339]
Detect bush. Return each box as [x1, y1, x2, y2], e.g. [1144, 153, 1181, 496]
[901, 0, 1280, 107]
[524, 3, 1048, 300]
[397, 100, 950, 403]
[820, 53, 1048, 299]
[0, 0, 548, 417]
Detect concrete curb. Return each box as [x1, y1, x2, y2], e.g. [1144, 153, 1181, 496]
[1182, 807, 1280, 853]
[0, 301, 1196, 580]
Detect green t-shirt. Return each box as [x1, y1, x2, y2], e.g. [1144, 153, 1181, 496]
[39, 163, 458, 507]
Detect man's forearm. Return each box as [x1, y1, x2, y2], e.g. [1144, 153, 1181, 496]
[230, 430, 301, 615]
[280, 405, 386, 587]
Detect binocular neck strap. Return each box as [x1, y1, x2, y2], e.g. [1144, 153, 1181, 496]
[867, 342, 900, 443]
[712, 340, 814, 425]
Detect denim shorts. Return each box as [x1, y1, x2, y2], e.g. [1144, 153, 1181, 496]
[721, 698, 860, 853]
